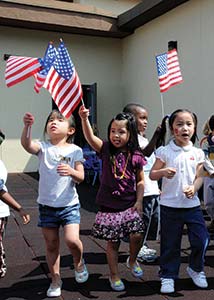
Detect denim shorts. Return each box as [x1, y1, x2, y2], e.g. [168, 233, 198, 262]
[38, 204, 80, 228]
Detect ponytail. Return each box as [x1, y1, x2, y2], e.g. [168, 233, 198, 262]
[156, 115, 170, 148]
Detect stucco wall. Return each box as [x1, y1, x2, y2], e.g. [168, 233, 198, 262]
[0, 27, 122, 172]
[76, 0, 141, 15]
[122, 0, 213, 143]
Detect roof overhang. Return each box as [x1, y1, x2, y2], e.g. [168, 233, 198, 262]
[0, 0, 132, 38]
[0, 0, 190, 38]
[118, 0, 190, 31]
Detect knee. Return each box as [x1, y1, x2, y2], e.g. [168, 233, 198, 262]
[66, 237, 81, 250]
[45, 239, 59, 253]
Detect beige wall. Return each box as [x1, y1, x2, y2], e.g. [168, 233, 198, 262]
[75, 0, 141, 15]
[0, 27, 122, 172]
[122, 0, 214, 144]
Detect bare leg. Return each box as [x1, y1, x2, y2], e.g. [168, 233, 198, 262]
[106, 240, 120, 281]
[42, 227, 61, 285]
[129, 232, 143, 266]
[64, 224, 84, 271]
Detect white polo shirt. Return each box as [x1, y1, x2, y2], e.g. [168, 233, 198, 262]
[155, 140, 204, 208]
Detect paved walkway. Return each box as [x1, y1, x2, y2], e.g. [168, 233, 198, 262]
[0, 173, 213, 300]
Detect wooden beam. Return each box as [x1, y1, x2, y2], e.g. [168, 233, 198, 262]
[118, 0, 190, 31]
[0, 1, 132, 38]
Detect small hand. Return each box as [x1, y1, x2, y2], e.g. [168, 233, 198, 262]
[164, 167, 176, 179]
[78, 105, 90, 120]
[23, 112, 34, 126]
[19, 208, 30, 224]
[133, 201, 142, 215]
[57, 163, 72, 176]
[183, 185, 194, 199]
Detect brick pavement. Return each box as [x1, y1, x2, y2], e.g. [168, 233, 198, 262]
[0, 173, 213, 300]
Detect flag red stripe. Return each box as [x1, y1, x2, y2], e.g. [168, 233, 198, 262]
[156, 49, 182, 93]
[5, 56, 41, 87]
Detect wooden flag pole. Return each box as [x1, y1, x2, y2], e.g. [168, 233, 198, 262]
[26, 126, 31, 138]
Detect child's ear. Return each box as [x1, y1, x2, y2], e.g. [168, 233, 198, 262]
[68, 127, 75, 136]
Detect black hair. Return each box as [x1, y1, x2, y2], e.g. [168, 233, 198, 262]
[157, 109, 198, 146]
[209, 115, 214, 131]
[123, 103, 146, 115]
[43, 109, 76, 143]
[107, 112, 141, 156]
[0, 130, 5, 145]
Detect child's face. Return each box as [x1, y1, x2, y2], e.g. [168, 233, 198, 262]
[172, 112, 195, 146]
[46, 113, 74, 140]
[135, 108, 148, 135]
[109, 119, 130, 150]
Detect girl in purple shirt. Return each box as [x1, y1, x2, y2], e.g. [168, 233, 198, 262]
[79, 105, 146, 292]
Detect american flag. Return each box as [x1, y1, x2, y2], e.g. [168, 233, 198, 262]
[43, 41, 83, 118]
[34, 42, 57, 93]
[155, 49, 183, 93]
[5, 56, 42, 87]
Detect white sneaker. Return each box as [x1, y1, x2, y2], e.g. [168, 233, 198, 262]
[160, 278, 175, 293]
[47, 280, 62, 297]
[137, 245, 157, 262]
[187, 266, 208, 288]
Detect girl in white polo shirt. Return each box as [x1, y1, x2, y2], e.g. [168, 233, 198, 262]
[150, 109, 209, 294]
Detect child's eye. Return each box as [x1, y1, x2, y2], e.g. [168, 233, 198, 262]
[119, 130, 126, 135]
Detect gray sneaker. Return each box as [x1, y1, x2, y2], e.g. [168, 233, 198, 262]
[160, 278, 175, 293]
[137, 245, 157, 262]
[187, 266, 208, 288]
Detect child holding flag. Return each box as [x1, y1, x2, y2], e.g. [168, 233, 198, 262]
[79, 105, 146, 292]
[123, 103, 161, 263]
[21, 110, 88, 297]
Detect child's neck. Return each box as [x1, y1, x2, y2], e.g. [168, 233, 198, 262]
[50, 137, 69, 147]
[174, 139, 189, 147]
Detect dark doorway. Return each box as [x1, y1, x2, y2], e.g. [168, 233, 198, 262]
[52, 83, 97, 148]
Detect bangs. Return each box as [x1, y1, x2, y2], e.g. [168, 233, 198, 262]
[48, 110, 65, 121]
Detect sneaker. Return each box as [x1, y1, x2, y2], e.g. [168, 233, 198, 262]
[137, 245, 157, 262]
[47, 280, 62, 297]
[160, 278, 175, 293]
[187, 266, 208, 288]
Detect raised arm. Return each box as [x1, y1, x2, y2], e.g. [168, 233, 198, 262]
[78, 105, 103, 153]
[142, 125, 161, 157]
[21, 112, 40, 154]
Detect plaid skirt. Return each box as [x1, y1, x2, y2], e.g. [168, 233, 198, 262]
[91, 207, 144, 242]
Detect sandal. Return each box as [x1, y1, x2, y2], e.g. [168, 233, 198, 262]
[75, 260, 89, 283]
[109, 277, 125, 291]
[126, 256, 143, 278]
